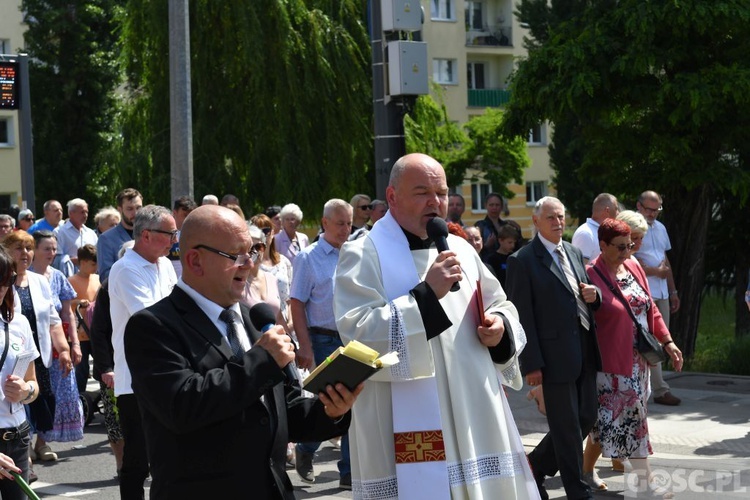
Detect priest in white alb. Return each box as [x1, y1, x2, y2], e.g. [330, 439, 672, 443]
[334, 153, 540, 500]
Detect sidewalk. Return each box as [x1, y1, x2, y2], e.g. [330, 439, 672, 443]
[290, 371, 750, 498]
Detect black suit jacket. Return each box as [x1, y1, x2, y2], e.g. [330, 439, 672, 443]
[506, 236, 602, 383]
[125, 286, 348, 499]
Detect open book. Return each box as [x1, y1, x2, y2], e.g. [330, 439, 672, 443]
[303, 340, 399, 394]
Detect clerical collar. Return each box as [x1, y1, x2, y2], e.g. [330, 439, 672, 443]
[400, 227, 433, 250]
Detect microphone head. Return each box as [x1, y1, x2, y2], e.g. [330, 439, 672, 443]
[426, 217, 449, 240]
[248, 302, 277, 331]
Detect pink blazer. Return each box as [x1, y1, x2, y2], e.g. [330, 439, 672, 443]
[586, 257, 670, 376]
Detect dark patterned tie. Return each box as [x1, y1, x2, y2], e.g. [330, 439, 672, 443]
[219, 309, 245, 358]
[555, 245, 591, 330]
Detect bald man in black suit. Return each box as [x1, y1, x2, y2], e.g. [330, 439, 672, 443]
[125, 205, 361, 499]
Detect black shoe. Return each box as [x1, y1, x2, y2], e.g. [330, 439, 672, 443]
[339, 473, 352, 490]
[534, 473, 549, 500]
[295, 449, 315, 483]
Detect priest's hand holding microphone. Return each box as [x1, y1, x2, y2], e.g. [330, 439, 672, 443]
[426, 217, 505, 348]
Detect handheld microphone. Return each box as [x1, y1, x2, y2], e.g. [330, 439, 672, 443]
[426, 217, 460, 292]
[248, 302, 299, 383]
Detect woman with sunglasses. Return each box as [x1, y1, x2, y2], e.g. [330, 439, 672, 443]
[240, 226, 291, 334]
[0, 246, 40, 498]
[583, 218, 682, 498]
[349, 194, 373, 234]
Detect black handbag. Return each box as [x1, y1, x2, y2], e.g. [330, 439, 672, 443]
[593, 266, 667, 366]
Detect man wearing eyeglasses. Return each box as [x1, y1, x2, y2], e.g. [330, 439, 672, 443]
[109, 205, 178, 499]
[123, 205, 359, 498]
[635, 190, 681, 406]
[290, 198, 354, 489]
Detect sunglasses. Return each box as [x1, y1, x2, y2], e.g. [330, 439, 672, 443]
[2, 272, 17, 287]
[608, 242, 636, 252]
[358, 204, 373, 210]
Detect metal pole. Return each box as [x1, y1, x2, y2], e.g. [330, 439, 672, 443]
[371, 0, 407, 201]
[18, 54, 35, 211]
[168, 0, 194, 202]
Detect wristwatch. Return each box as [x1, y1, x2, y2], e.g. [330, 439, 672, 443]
[22, 383, 35, 403]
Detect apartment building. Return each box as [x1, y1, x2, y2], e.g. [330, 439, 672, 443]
[422, 0, 553, 236]
[0, 0, 25, 213]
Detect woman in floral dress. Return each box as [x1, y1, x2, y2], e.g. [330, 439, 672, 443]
[585, 219, 683, 498]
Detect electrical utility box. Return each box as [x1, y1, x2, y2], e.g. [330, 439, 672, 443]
[381, 0, 422, 32]
[386, 41, 428, 96]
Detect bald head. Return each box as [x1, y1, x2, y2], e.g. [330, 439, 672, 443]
[591, 193, 618, 223]
[180, 205, 254, 307]
[386, 153, 449, 238]
[180, 205, 247, 257]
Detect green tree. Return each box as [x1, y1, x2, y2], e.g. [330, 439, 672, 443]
[504, 0, 750, 356]
[22, 0, 124, 212]
[113, 0, 372, 217]
[405, 91, 529, 196]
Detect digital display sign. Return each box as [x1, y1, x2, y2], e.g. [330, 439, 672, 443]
[0, 62, 19, 110]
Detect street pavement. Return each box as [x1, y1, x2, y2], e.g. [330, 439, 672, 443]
[29, 371, 750, 498]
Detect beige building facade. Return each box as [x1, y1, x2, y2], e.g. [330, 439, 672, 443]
[0, 0, 25, 213]
[421, 0, 553, 237]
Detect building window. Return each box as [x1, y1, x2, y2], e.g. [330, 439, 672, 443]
[0, 117, 13, 147]
[526, 181, 547, 205]
[528, 123, 546, 145]
[465, 2, 483, 30]
[431, 0, 455, 21]
[0, 39, 10, 55]
[471, 183, 492, 211]
[433, 59, 457, 85]
[466, 62, 486, 90]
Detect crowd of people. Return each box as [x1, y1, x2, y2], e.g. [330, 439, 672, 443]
[0, 156, 690, 499]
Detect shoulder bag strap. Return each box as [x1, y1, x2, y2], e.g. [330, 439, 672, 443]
[592, 266, 640, 326]
[0, 321, 10, 370]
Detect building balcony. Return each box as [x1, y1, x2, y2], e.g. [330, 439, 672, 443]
[467, 89, 511, 108]
[465, 25, 512, 47]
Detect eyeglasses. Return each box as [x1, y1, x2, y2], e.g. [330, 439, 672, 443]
[640, 205, 663, 215]
[194, 244, 260, 267]
[358, 204, 373, 210]
[2, 272, 17, 287]
[148, 228, 179, 241]
[23, 217, 34, 221]
[608, 242, 636, 252]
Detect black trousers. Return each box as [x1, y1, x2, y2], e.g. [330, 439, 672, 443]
[0, 421, 31, 500]
[117, 394, 149, 500]
[530, 326, 599, 500]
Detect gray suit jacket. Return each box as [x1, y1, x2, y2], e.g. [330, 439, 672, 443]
[506, 236, 602, 383]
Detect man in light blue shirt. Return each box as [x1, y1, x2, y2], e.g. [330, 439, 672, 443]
[290, 198, 353, 490]
[635, 190, 681, 406]
[27, 200, 63, 234]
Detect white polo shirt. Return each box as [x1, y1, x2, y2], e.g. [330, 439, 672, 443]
[634, 219, 671, 300]
[110, 248, 177, 396]
[571, 218, 601, 261]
